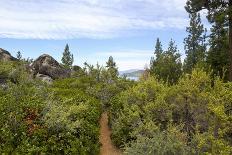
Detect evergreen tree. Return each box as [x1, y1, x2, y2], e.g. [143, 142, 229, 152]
[61, 44, 74, 68]
[154, 38, 163, 59]
[207, 22, 229, 79]
[16, 51, 22, 60]
[185, 0, 232, 80]
[151, 39, 182, 84]
[150, 38, 163, 75]
[164, 40, 182, 84]
[184, 12, 207, 73]
[105, 56, 118, 82]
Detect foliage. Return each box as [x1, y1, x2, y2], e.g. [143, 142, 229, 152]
[184, 12, 207, 73]
[150, 38, 163, 75]
[207, 21, 229, 80]
[124, 128, 190, 155]
[185, 0, 232, 81]
[109, 68, 232, 154]
[0, 61, 31, 84]
[0, 62, 102, 154]
[110, 77, 170, 147]
[61, 44, 74, 68]
[0, 71, 48, 154]
[44, 79, 102, 154]
[105, 56, 119, 82]
[154, 38, 163, 59]
[150, 39, 182, 84]
[0, 61, 15, 80]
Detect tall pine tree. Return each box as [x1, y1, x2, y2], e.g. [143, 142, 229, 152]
[61, 44, 74, 68]
[184, 12, 206, 73]
[150, 39, 182, 84]
[185, 0, 232, 80]
[105, 56, 118, 82]
[155, 38, 163, 59]
[150, 38, 163, 75]
[207, 21, 229, 79]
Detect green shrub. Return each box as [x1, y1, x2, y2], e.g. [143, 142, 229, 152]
[0, 79, 48, 153]
[0, 76, 102, 154]
[110, 77, 169, 147]
[124, 128, 190, 155]
[0, 62, 14, 80]
[110, 68, 232, 154]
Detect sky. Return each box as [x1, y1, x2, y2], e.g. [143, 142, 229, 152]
[0, 0, 192, 70]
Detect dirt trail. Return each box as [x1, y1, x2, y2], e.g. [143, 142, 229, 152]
[99, 112, 122, 155]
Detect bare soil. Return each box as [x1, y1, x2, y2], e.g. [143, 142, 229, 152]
[99, 112, 122, 155]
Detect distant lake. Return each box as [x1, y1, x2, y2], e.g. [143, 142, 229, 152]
[127, 76, 139, 81]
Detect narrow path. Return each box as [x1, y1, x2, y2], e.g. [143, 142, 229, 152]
[99, 112, 122, 155]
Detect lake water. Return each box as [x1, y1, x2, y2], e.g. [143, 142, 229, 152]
[127, 76, 139, 81]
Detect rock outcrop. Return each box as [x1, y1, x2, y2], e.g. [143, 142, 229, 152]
[36, 73, 53, 84]
[32, 54, 70, 79]
[0, 48, 17, 61]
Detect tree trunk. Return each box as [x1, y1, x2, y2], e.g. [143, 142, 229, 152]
[229, 0, 232, 81]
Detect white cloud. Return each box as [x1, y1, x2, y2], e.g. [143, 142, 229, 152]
[0, 0, 188, 39]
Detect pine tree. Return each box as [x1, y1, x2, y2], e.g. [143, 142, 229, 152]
[185, 0, 232, 81]
[155, 38, 163, 59]
[207, 22, 229, 79]
[61, 44, 74, 68]
[184, 12, 206, 73]
[150, 38, 163, 75]
[150, 39, 182, 84]
[106, 56, 116, 68]
[165, 40, 182, 84]
[16, 51, 22, 60]
[106, 56, 118, 82]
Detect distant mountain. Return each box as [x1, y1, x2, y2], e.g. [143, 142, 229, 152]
[119, 69, 139, 75]
[119, 69, 144, 77]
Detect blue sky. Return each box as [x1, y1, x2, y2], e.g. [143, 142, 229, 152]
[0, 0, 191, 70]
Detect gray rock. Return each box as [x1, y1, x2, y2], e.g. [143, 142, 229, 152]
[0, 48, 18, 61]
[36, 73, 53, 84]
[0, 79, 8, 90]
[32, 54, 70, 79]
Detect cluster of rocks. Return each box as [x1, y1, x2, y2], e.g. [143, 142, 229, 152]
[0, 48, 71, 84]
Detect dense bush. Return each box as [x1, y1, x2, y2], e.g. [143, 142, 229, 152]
[0, 61, 28, 83]
[0, 77, 48, 153]
[124, 128, 190, 155]
[110, 77, 169, 147]
[109, 68, 232, 154]
[0, 62, 14, 80]
[0, 64, 102, 154]
[87, 78, 135, 108]
[43, 78, 102, 154]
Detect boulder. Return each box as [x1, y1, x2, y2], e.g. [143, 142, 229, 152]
[0, 48, 17, 61]
[36, 73, 53, 84]
[32, 54, 70, 79]
[0, 78, 7, 90]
